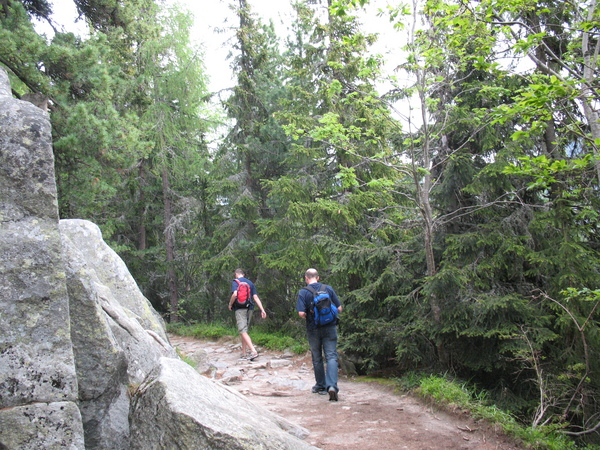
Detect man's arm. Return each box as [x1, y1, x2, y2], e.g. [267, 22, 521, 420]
[228, 291, 237, 310]
[328, 286, 342, 313]
[296, 290, 307, 318]
[253, 294, 267, 319]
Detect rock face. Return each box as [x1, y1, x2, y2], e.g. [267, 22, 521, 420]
[0, 68, 85, 448]
[60, 219, 177, 448]
[130, 358, 315, 450]
[0, 66, 315, 449]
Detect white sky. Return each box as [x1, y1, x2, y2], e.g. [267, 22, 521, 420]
[178, 0, 295, 92]
[40, 0, 399, 94]
[178, 0, 399, 93]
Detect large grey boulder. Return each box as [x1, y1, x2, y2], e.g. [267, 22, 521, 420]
[0, 402, 85, 449]
[0, 66, 85, 448]
[60, 220, 315, 449]
[60, 218, 169, 340]
[60, 219, 176, 449]
[60, 219, 175, 379]
[130, 357, 315, 450]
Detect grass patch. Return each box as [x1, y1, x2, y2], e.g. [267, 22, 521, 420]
[167, 322, 308, 354]
[249, 331, 308, 354]
[392, 372, 584, 450]
[175, 347, 197, 369]
[167, 322, 237, 340]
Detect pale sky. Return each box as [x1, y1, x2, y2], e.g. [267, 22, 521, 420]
[35, 0, 414, 133]
[39, 0, 398, 94]
[179, 0, 398, 93]
[179, 0, 297, 92]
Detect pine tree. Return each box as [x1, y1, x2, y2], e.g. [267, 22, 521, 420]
[194, 0, 291, 324]
[259, 0, 407, 342]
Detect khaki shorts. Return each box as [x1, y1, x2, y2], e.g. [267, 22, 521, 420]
[235, 308, 254, 334]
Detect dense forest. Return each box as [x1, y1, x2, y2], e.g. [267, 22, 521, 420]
[2, 0, 599, 444]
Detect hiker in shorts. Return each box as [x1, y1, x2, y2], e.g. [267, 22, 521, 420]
[229, 268, 267, 360]
[296, 268, 342, 401]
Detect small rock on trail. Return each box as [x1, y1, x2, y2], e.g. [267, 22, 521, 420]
[168, 334, 522, 450]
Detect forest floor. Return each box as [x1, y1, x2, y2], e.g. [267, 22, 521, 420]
[168, 333, 524, 450]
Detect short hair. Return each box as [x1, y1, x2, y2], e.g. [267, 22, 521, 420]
[235, 268, 245, 276]
[305, 268, 319, 279]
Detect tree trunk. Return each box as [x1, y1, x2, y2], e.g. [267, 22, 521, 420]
[580, 101, 600, 184]
[528, 12, 560, 159]
[415, 68, 445, 364]
[138, 163, 147, 251]
[162, 168, 179, 322]
[580, 0, 600, 184]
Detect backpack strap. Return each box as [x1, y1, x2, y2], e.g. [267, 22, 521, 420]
[302, 285, 318, 316]
[304, 285, 317, 296]
[304, 283, 324, 296]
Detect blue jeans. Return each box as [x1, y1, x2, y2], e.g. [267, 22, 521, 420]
[307, 324, 338, 392]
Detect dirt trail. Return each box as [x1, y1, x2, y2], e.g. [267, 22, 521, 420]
[168, 334, 522, 450]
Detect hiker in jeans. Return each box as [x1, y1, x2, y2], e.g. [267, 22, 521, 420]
[229, 269, 267, 360]
[296, 268, 343, 401]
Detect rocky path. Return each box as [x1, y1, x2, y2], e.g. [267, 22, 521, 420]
[168, 334, 522, 450]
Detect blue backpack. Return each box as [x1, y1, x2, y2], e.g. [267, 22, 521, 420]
[305, 284, 338, 326]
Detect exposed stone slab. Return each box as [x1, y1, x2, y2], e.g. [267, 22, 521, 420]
[0, 220, 79, 408]
[0, 402, 85, 449]
[129, 357, 315, 449]
[0, 85, 58, 222]
[59, 219, 169, 340]
[60, 219, 177, 448]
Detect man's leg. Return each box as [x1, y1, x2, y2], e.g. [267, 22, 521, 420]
[307, 330, 326, 391]
[241, 332, 257, 353]
[235, 309, 256, 356]
[322, 324, 339, 396]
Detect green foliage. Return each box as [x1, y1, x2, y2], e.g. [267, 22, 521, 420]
[504, 154, 595, 191]
[415, 374, 579, 449]
[419, 374, 472, 405]
[248, 331, 308, 354]
[167, 322, 237, 340]
[0, 4, 49, 93]
[167, 323, 308, 354]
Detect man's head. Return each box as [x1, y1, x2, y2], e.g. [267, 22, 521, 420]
[305, 268, 319, 284]
[234, 268, 245, 278]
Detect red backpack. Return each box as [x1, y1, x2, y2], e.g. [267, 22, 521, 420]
[234, 279, 251, 308]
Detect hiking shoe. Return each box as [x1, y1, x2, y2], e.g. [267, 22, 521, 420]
[328, 387, 338, 401]
[312, 386, 327, 395]
[249, 352, 259, 361]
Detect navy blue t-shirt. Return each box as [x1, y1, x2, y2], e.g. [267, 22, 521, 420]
[296, 282, 341, 330]
[231, 277, 257, 310]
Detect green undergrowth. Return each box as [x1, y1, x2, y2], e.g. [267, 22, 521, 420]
[249, 331, 308, 354]
[388, 372, 594, 450]
[167, 322, 308, 354]
[174, 347, 197, 369]
[167, 322, 237, 340]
